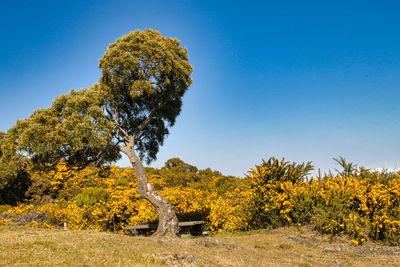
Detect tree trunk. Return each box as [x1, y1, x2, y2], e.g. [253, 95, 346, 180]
[125, 148, 179, 236]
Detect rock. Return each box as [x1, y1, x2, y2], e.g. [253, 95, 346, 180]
[159, 253, 197, 266]
[186, 255, 198, 263]
[18, 232, 39, 237]
[0, 213, 14, 220]
[195, 237, 243, 249]
[287, 235, 318, 247]
[196, 237, 224, 247]
[0, 211, 47, 226]
[12, 212, 47, 225]
[323, 246, 342, 253]
[353, 243, 400, 256]
[278, 244, 293, 249]
[284, 252, 296, 258]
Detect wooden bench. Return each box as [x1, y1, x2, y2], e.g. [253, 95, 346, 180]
[123, 221, 205, 236]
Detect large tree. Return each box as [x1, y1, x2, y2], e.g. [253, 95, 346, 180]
[2, 29, 193, 235]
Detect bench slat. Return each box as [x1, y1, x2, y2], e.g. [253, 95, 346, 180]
[178, 221, 204, 227]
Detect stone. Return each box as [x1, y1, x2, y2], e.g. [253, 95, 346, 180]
[195, 237, 243, 249]
[287, 235, 318, 247]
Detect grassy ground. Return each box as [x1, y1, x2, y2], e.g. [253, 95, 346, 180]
[0, 225, 399, 266]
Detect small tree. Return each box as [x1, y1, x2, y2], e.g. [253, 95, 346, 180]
[2, 29, 193, 235]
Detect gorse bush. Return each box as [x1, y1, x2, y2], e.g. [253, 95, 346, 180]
[245, 163, 400, 245]
[245, 157, 314, 228]
[1, 157, 399, 245]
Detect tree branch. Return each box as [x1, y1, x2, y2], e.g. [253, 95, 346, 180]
[118, 127, 130, 140]
[133, 107, 157, 135]
[118, 145, 130, 156]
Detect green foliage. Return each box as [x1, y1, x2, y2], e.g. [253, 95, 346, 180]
[75, 187, 109, 207]
[0, 170, 31, 205]
[99, 29, 193, 163]
[0, 204, 12, 213]
[0, 131, 31, 205]
[2, 86, 120, 170]
[164, 157, 198, 173]
[2, 29, 193, 173]
[212, 175, 242, 196]
[115, 178, 130, 186]
[290, 191, 315, 224]
[358, 167, 398, 184]
[198, 168, 222, 177]
[248, 157, 314, 184]
[25, 172, 56, 204]
[333, 156, 357, 177]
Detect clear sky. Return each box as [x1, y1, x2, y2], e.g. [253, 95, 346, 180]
[1, 0, 399, 176]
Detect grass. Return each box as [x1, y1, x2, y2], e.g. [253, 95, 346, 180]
[0, 225, 399, 266]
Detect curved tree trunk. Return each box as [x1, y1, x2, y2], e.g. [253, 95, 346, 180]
[126, 148, 179, 236]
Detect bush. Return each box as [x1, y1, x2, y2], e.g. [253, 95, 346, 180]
[75, 187, 109, 207]
[4, 157, 399, 245]
[0, 204, 12, 213]
[115, 179, 129, 186]
[245, 157, 313, 229]
[245, 158, 400, 245]
[0, 170, 31, 205]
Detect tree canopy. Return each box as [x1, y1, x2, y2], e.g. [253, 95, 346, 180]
[1, 29, 192, 169]
[99, 29, 193, 163]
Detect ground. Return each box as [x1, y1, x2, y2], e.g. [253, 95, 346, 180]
[0, 225, 399, 266]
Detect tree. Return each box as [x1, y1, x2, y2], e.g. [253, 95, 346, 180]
[2, 29, 193, 235]
[164, 157, 198, 173]
[0, 132, 31, 204]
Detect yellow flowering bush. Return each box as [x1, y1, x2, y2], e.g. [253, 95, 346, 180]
[17, 161, 234, 232]
[246, 158, 400, 245]
[245, 157, 313, 228]
[2, 157, 399, 245]
[7, 204, 35, 215]
[208, 188, 249, 232]
[0, 219, 8, 226]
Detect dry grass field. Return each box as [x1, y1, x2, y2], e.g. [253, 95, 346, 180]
[0, 225, 399, 266]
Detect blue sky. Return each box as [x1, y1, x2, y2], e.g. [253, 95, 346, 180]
[1, 0, 399, 176]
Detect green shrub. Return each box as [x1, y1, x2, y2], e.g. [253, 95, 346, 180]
[291, 191, 315, 224]
[75, 187, 108, 207]
[0, 204, 12, 213]
[115, 179, 129, 186]
[311, 183, 353, 236]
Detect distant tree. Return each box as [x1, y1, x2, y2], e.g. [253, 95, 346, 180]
[164, 157, 198, 173]
[2, 29, 193, 235]
[0, 132, 31, 204]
